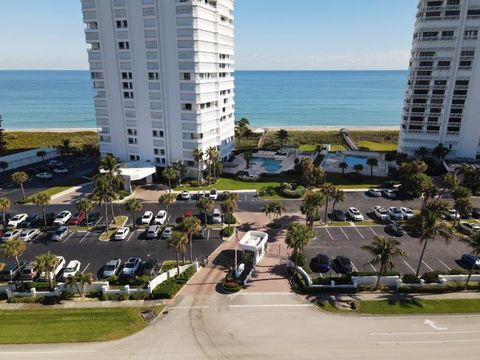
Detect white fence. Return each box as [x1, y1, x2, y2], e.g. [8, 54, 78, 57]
[0, 147, 59, 171]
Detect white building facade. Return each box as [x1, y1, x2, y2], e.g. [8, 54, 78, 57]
[399, 0, 480, 159]
[81, 0, 235, 170]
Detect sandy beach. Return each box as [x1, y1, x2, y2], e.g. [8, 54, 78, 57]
[260, 126, 400, 132]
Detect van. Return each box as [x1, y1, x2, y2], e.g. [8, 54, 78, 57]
[39, 256, 66, 282]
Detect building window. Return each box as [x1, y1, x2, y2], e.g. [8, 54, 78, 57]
[122, 82, 133, 89]
[152, 130, 164, 138]
[122, 72, 133, 79]
[123, 91, 134, 99]
[182, 103, 192, 111]
[128, 137, 137, 144]
[182, 72, 191, 80]
[130, 155, 140, 161]
[148, 72, 159, 80]
[127, 128, 137, 136]
[118, 41, 130, 50]
[116, 20, 128, 28]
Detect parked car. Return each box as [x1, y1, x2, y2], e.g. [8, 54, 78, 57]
[382, 189, 397, 199]
[388, 207, 404, 221]
[51, 226, 69, 242]
[140, 259, 159, 276]
[121, 257, 142, 277]
[400, 207, 415, 220]
[7, 213, 28, 228]
[197, 190, 205, 199]
[86, 212, 101, 226]
[366, 188, 382, 197]
[0, 261, 26, 281]
[331, 209, 347, 222]
[461, 254, 480, 270]
[102, 259, 121, 278]
[459, 221, 480, 235]
[62, 260, 81, 279]
[154, 210, 167, 225]
[332, 256, 353, 274]
[53, 211, 72, 225]
[36, 172, 53, 180]
[20, 261, 39, 281]
[373, 206, 390, 222]
[114, 227, 130, 241]
[162, 227, 173, 239]
[53, 167, 68, 174]
[146, 225, 161, 239]
[181, 191, 191, 200]
[141, 211, 154, 225]
[212, 208, 222, 224]
[48, 160, 64, 167]
[21, 214, 41, 228]
[447, 209, 461, 221]
[26, 167, 40, 176]
[472, 208, 480, 219]
[1, 229, 22, 242]
[386, 221, 406, 237]
[309, 254, 330, 273]
[209, 188, 218, 200]
[69, 212, 86, 226]
[18, 228, 41, 242]
[39, 256, 66, 282]
[45, 212, 56, 226]
[347, 207, 364, 221]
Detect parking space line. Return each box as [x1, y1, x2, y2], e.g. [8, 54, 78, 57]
[340, 227, 349, 239]
[207, 228, 211, 240]
[402, 260, 416, 273]
[351, 261, 359, 272]
[244, 193, 248, 202]
[63, 233, 74, 243]
[94, 217, 102, 227]
[126, 232, 135, 242]
[439, 259, 452, 271]
[422, 260, 434, 271]
[79, 232, 90, 244]
[354, 227, 365, 239]
[369, 227, 378, 236]
[82, 263, 90, 273]
[325, 228, 334, 240]
[369, 263, 377, 272]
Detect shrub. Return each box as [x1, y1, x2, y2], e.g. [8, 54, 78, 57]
[289, 252, 307, 268]
[118, 190, 131, 200]
[280, 183, 306, 199]
[8, 296, 38, 304]
[223, 213, 237, 225]
[119, 293, 130, 301]
[150, 266, 196, 299]
[312, 276, 352, 286]
[258, 186, 275, 197]
[402, 273, 421, 284]
[236, 170, 249, 178]
[222, 226, 235, 237]
[129, 292, 149, 300]
[421, 271, 443, 284]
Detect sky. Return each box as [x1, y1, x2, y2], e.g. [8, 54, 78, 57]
[0, 0, 418, 70]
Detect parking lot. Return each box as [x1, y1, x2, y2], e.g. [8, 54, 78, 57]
[305, 224, 471, 275]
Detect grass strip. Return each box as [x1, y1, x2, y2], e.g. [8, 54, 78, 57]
[357, 299, 480, 315]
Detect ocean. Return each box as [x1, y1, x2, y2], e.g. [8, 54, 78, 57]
[0, 70, 407, 130]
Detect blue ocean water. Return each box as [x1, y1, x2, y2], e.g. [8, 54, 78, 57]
[0, 70, 407, 129]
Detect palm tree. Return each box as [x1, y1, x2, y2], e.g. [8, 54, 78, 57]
[414, 209, 453, 276]
[76, 197, 94, 227]
[460, 232, 480, 288]
[353, 164, 364, 175]
[432, 143, 449, 168]
[276, 129, 289, 149]
[221, 198, 237, 233]
[1, 239, 27, 287]
[159, 193, 176, 214]
[61, 138, 71, 156]
[320, 183, 336, 225]
[192, 148, 204, 187]
[125, 198, 142, 230]
[301, 190, 325, 229]
[0, 161, 8, 179]
[66, 272, 93, 297]
[338, 162, 348, 177]
[206, 147, 218, 184]
[34, 252, 58, 289]
[196, 197, 214, 225]
[0, 196, 11, 226]
[244, 151, 253, 169]
[92, 175, 114, 230]
[163, 167, 179, 193]
[286, 223, 314, 267]
[179, 217, 201, 263]
[167, 231, 188, 273]
[361, 236, 406, 290]
[31, 192, 50, 228]
[415, 146, 431, 160]
[422, 182, 438, 210]
[262, 203, 275, 223]
[366, 158, 378, 179]
[11, 171, 28, 201]
[272, 201, 286, 221]
[99, 154, 120, 175]
[36, 150, 46, 162]
[331, 189, 345, 217]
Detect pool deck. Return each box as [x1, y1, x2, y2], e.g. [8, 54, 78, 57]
[226, 152, 313, 175]
[320, 150, 389, 177]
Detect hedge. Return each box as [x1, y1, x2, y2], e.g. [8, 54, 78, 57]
[150, 266, 196, 299]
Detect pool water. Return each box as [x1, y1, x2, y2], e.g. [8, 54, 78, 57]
[343, 155, 369, 167]
[252, 157, 282, 172]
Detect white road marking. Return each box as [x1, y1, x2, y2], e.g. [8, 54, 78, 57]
[370, 330, 480, 336]
[231, 292, 294, 296]
[207, 228, 211, 240]
[424, 319, 448, 331]
[402, 260, 416, 273]
[439, 259, 452, 271]
[169, 306, 210, 310]
[0, 351, 96, 355]
[79, 232, 90, 244]
[244, 193, 248, 202]
[354, 227, 365, 239]
[82, 263, 90, 273]
[369, 227, 378, 236]
[369, 263, 377, 272]
[377, 339, 480, 345]
[422, 260, 434, 271]
[228, 304, 313, 308]
[325, 228, 334, 240]
[340, 227, 349, 239]
[351, 261, 359, 272]
[126, 232, 135, 242]
[63, 233, 74, 243]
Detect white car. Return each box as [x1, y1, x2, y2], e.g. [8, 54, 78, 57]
[121, 257, 142, 277]
[51, 226, 69, 242]
[141, 211, 153, 225]
[382, 189, 397, 199]
[18, 229, 41, 242]
[53, 167, 68, 174]
[1, 229, 22, 242]
[447, 209, 460, 221]
[7, 213, 28, 228]
[212, 208, 222, 224]
[209, 188, 218, 200]
[388, 207, 404, 221]
[162, 227, 173, 239]
[181, 191, 191, 200]
[197, 190, 205, 199]
[459, 221, 480, 235]
[53, 211, 72, 225]
[400, 207, 415, 220]
[146, 225, 161, 239]
[154, 210, 167, 225]
[36, 172, 53, 180]
[102, 259, 121, 278]
[347, 207, 364, 221]
[114, 227, 130, 241]
[367, 188, 382, 197]
[62, 260, 81, 279]
[39, 256, 65, 282]
[373, 206, 390, 221]
[48, 160, 63, 167]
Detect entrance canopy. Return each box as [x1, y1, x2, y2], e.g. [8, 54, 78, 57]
[239, 231, 269, 265]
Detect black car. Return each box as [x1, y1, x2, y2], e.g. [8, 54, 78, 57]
[44, 212, 56, 226]
[332, 256, 353, 274]
[21, 214, 41, 228]
[310, 254, 330, 273]
[140, 259, 159, 276]
[332, 210, 347, 222]
[26, 167, 40, 176]
[87, 212, 101, 226]
[472, 208, 480, 219]
[461, 254, 480, 270]
[0, 213, 12, 226]
[386, 221, 406, 237]
[0, 261, 27, 281]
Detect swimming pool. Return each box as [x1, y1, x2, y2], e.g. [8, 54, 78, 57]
[342, 155, 369, 167]
[251, 157, 282, 173]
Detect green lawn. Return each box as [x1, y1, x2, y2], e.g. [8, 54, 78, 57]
[357, 141, 397, 152]
[325, 173, 384, 190]
[0, 306, 164, 344]
[357, 299, 480, 315]
[99, 216, 128, 241]
[176, 177, 288, 192]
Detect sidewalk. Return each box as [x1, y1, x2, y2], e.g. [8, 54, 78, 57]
[0, 298, 167, 310]
[315, 291, 480, 303]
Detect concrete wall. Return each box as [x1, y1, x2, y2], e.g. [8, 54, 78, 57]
[0, 148, 58, 171]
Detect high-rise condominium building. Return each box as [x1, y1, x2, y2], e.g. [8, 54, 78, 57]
[399, 0, 480, 159]
[81, 0, 235, 170]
